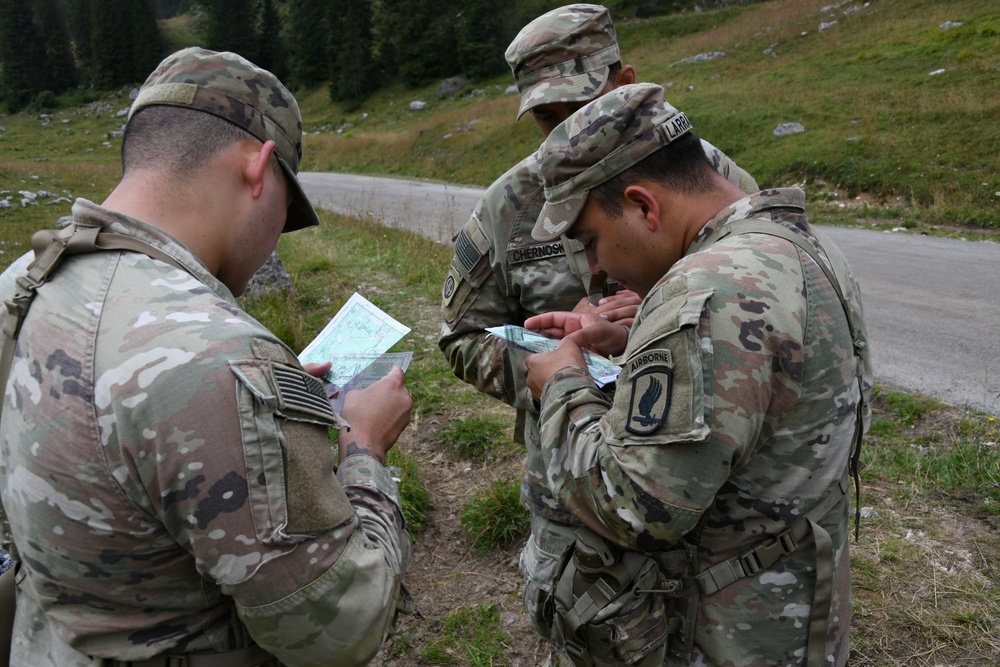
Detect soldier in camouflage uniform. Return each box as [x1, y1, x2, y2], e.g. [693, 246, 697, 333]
[0, 48, 412, 666]
[521, 83, 872, 666]
[437, 5, 759, 662]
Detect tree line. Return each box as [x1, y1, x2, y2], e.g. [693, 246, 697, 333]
[0, 0, 744, 113]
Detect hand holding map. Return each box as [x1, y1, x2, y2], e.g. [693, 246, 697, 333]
[299, 293, 411, 411]
[486, 324, 621, 387]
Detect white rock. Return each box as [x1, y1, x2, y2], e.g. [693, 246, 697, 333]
[773, 122, 805, 136]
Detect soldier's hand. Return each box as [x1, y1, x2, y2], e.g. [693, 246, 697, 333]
[571, 289, 641, 327]
[527, 339, 587, 400]
[524, 310, 592, 339]
[564, 317, 629, 358]
[525, 312, 628, 357]
[303, 361, 332, 378]
[338, 367, 412, 465]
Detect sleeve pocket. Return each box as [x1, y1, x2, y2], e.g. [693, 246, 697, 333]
[229, 360, 354, 544]
[611, 288, 714, 445]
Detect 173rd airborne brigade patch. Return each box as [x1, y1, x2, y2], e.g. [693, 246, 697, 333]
[626, 350, 673, 435]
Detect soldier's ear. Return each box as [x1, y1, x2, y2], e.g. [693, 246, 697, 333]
[616, 65, 637, 87]
[246, 140, 278, 200]
[623, 185, 661, 232]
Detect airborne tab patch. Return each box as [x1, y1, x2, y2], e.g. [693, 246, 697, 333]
[626, 366, 672, 435]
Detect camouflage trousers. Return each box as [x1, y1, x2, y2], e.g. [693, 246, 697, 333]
[520, 514, 671, 667]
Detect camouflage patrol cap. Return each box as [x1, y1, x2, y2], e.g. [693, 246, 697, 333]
[129, 46, 319, 233]
[532, 83, 693, 241]
[505, 4, 621, 119]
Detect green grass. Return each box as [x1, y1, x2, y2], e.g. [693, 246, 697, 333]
[386, 446, 432, 534]
[419, 603, 511, 666]
[861, 395, 1000, 517]
[439, 415, 516, 461]
[460, 478, 530, 556]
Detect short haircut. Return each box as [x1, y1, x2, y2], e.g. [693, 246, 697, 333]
[590, 132, 719, 218]
[121, 105, 256, 176]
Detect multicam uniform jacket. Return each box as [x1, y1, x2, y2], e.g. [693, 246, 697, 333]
[0, 200, 410, 666]
[533, 189, 869, 666]
[438, 141, 758, 525]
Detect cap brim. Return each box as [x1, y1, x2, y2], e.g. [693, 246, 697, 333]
[516, 67, 611, 120]
[277, 158, 321, 233]
[532, 192, 589, 241]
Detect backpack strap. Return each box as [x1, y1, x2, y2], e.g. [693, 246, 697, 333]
[0, 223, 188, 552]
[2, 224, 186, 393]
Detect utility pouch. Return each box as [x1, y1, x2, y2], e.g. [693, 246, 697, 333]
[551, 528, 668, 666]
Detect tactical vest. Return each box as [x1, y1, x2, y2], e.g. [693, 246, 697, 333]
[549, 216, 871, 667]
[0, 224, 277, 667]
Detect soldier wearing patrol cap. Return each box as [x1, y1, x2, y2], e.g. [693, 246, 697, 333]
[522, 82, 872, 666]
[0, 47, 412, 666]
[437, 4, 759, 660]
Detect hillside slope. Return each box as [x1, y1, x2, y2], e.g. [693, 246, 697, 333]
[299, 0, 1000, 228]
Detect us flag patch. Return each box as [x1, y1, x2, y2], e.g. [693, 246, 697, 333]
[273, 365, 336, 421]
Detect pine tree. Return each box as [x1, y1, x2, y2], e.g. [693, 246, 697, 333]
[256, 0, 287, 79]
[36, 0, 78, 94]
[203, 0, 258, 60]
[89, 0, 138, 88]
[286, 0, 329, 88]
[387, 0, 459, 87]
[0, 0, 46, 111]
[130, 0, 166, 81]
[328, 0, 377, 105]
[68, 0, 93, 81]
[456, 0, 515, 82]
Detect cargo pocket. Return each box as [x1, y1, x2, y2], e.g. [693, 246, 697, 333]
[520, 521, 576, 641]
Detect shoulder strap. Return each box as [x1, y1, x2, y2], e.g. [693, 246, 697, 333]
[1, 224, 189, 532]
[712, 219, 869, 535]
[1, 223, 186, 424]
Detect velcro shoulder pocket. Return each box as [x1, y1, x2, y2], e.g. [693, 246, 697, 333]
[229, 358, 354, 543]
[452, 216, 492, 287]
[612, 283, 714, 444]
[443, 216, 493, 325]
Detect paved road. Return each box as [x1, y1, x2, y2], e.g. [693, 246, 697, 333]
[300, 172, 1000, 413]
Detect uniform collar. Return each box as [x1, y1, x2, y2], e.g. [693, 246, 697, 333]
[70, 198, 236, 302]
[685, 188, 806, 257]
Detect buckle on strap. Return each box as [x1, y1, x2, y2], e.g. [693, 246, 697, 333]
[740, 529, 798, 576]
[698, 528, 800, 595]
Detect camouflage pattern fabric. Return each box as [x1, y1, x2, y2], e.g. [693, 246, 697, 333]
[0, 199, 410, 665]
[531, 188, 867, 666]
[505, 4, 621, 119]
[533, 82, 693, 242]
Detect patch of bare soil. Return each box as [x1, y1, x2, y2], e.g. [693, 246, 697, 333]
[372, 410, 550, 666]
